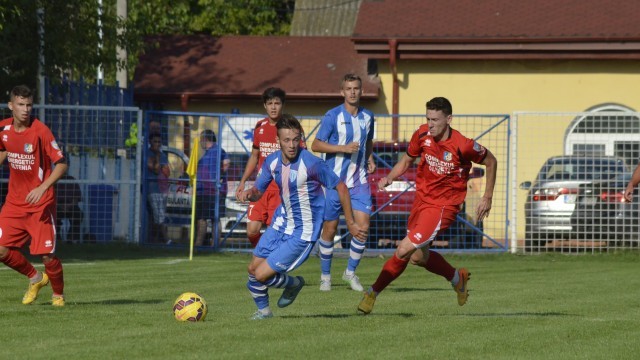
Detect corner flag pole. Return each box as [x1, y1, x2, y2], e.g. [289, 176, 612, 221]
[186, 137, 200, 260]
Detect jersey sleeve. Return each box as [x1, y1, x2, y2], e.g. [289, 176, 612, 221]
[254, 156, 275, 193]
[460, 137, 488, 164]
[311, 158, 340, 190]
[252, 123, 261, 150]
[315, 112, 335, 143]
[41, 126, 65, 164]
[406, 129, 422, 158]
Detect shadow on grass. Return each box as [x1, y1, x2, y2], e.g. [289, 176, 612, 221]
[282, 312, 415, 319]
[47, 299, 166, 306]
[390, 287, 448, 293]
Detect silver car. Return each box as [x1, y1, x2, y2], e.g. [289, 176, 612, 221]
[519, 155, 629, 247]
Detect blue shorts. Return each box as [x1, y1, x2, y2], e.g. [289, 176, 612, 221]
[323, 184, 372, 221]
[254, 227, 315, 274]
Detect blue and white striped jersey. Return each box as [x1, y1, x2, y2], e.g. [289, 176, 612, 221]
[315, 104, 375, 188]
[254, 149, 340, 241]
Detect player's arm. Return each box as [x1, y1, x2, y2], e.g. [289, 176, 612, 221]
[365, 139, 375, 173]
[311, 138, 359, 155]
[236, 148, 260, 200]
[335, 181, 367, 241]
[26, 158, 69, 205]
[0, 150, 7, 165]
[475, 149, 497, 221]
[240, 186, 264, 203]
[378, 153, 417, 191]
[624, 162, 640, 202]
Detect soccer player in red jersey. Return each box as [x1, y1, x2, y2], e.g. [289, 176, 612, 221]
[0, 85, 69, 306]
[236, 88, 305, 247]
[358, 97, 497, 314]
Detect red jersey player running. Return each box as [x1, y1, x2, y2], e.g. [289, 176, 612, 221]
[0, 85, 69, 306]
[358, 97, 497, 314]
[236, 88, 305, 247]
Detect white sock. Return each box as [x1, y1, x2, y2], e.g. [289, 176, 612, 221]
[259, 307, 272, 315]
[30, 272, 42, 284]
[451, 269, 460, 286]
[344, 269, 354, 277]
[321, 274, 331, 281]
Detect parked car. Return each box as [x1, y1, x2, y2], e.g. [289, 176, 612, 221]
[570, 173, 638, 243]
[161, 146, 250, 239]
[519, 155, 629, 246]
[337, 142, 486, 249]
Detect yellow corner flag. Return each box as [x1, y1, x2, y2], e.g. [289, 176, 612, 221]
[187, 137, 199, 260]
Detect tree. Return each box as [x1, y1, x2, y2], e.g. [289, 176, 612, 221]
[0, 0, 295, 97]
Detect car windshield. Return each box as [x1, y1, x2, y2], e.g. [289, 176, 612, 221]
[537, 158, 626, 181]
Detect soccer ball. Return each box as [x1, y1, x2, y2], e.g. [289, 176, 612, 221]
[173, 292, 208, 322]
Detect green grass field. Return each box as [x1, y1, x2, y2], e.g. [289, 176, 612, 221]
[1, 244, 639, 359]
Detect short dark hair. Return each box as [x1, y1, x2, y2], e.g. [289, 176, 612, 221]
[341, 73, 362, 88]
[426, 97, 453, 116]
[10, 85, 33, 101]
[201, 129, 217, 143]
[262, 87, 286, 104]
[276, 114, 303, 134]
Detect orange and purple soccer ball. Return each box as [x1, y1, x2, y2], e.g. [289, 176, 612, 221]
[173, 292, 208, 322]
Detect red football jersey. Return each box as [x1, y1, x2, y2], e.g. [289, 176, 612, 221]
[252, 117, 306, 192]
[407, 124, 487, 206]
[0, 117, 65, 212]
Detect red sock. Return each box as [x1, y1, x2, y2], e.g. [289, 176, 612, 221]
[371, 253, 409, 293]
[423, 250, 456, 281]
[1, 249, 37, 278]
[44, 256, 64, 295]
[248, 233, 261, 248]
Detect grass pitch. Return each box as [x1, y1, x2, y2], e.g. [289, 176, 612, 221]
[1, 244, 639, 359]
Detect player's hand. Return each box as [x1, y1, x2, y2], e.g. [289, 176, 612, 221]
[25, 186, 47, 205]
[476, 196, 492, 222]
[347, 222, 368, 242]
[342, 142, 359, 154]
[377, 177, 391, 191]
[367, 157, 376, 174]
[238, 189, 252, 203]
[235, 182, 246, 201]
[624, 183, 635, 202]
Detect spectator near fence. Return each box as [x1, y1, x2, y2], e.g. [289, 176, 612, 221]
[0, 85, 69, 307]
[195, 130, 230, 246]
[146, 132, 170, 244]
[56, 173, 83, 243]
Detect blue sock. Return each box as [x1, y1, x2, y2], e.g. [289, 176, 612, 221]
[247, 274, 269, 310]
[319, 239, 334, 276]
[347, 238, 366, 272]
[264, 273, 296, 289]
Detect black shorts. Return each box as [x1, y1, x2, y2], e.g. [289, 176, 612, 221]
[195, 194, 226, 220]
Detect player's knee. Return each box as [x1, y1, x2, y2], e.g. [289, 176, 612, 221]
[41, 254, 55, 264]
[0, 246, 8, 260]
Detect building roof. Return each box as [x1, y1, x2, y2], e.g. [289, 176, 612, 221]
[353, 0, 640, 59]
[290, 0, 362, 36]
[134, 35, 378, 101]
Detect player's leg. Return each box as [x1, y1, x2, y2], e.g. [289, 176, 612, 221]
[30, 206, 64, 306]
[195, 195, 213, 246]
[0, 211, 48, 304]
[342, 185, 371, 291]
[318, 189, 341, 291]
[409, 206, 470, 305]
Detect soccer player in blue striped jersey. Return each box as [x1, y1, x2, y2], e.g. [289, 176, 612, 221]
[312, 73, 376, 292]
[239, 114, 366, 320]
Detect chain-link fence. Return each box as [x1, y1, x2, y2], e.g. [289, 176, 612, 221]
[144, 111, 510, 253]
[512, 110, 640, 253]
